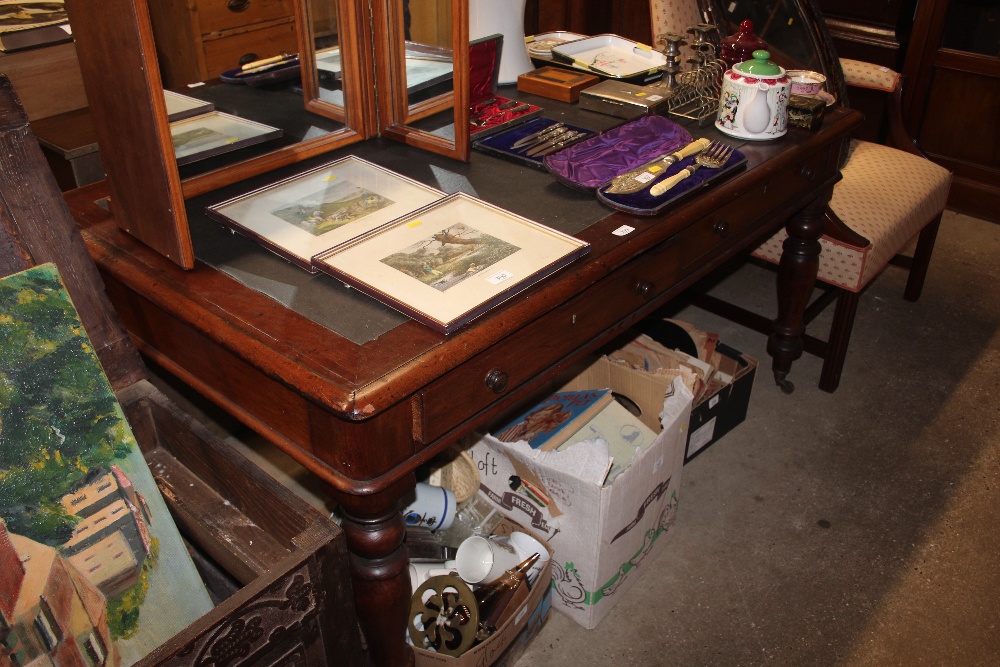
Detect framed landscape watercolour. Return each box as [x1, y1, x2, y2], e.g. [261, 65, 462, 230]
[163, 89, 215, 123]
[312, 192, 591, 333]
[0, 264, 214, 666]
[205, 156, 447, 271]
[170, 110, 282, 166]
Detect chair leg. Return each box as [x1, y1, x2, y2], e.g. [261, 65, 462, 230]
[819, 289, 861, 393]
[904, 212, 943, 302]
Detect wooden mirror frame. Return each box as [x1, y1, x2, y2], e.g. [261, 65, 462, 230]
[371, 0, 470, 161]
[64, 0, 469, 269]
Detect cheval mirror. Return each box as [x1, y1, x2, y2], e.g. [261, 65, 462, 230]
[63, 0, 470, 269]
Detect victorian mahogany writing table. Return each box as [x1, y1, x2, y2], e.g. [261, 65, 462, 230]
[68, 101, 862, 666]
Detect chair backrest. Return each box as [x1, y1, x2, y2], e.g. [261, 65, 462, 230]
[649, 0, 705, 45]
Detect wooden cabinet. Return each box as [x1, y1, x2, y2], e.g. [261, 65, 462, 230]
[148, 0, 299, 87]
[902, 0, 1000, 223]
[0, 41, 88, 120]
[816, 0, 917, 68]
[526, 0, 646, 43]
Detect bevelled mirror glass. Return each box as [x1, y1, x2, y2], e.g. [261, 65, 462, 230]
[145, 0, 369, 197]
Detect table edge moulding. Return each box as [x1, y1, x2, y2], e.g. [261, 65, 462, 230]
[65, 92, 862, 664]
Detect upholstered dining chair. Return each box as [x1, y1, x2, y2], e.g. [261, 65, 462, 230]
[649, 2, 953, 393]
[741, 60, 951, 392]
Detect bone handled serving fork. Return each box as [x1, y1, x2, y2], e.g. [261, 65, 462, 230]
[649, 141, 734, 197]
[604, 137, 713, 194]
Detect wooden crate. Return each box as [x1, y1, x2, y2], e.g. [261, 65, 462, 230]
[0, 74, 364, 667]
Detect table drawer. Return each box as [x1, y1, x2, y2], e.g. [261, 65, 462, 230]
[418, 232, 695, 443]
[679, 145, 838, 271]
[198, 0, 294, 36]
[417, 147, 838, 443]
[202, 21, 298, 77]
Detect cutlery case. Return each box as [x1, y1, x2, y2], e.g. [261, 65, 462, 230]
[543, 115, 747, 215]
[470, 34, 543, 138]
[472, 117, 596, 170]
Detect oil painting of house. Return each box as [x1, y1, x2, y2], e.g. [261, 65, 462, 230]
[0, 264, 214, 666]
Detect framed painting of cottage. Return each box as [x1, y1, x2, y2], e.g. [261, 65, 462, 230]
[0, 264, 214, 666]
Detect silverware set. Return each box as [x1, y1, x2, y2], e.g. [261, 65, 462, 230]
[508, 123, 589, 158]
[649, 141, 734, 196]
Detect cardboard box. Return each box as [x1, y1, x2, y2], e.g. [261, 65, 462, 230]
[468, 368, 692, 629]
[684, 344, 757, 463]
[517, 66, 600, 102]
[412, 522, 553, 666]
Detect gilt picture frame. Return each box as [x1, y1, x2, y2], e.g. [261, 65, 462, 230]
[205, 156, 447, 271]
[312, 192, 590, 333]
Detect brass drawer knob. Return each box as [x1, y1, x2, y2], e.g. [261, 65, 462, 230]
[713, 220, 730, 236]
[634, 280, 655, 299]
[228, 0, 251, 12]
[485, 369, 509, 393]
[800, 164, 815, 180]
[238, 53, 259, 66]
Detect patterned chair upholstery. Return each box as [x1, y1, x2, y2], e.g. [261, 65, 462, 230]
[647, 2, 951, 392]
[746, 59, 952, 391]
[649, 0, 704, 44]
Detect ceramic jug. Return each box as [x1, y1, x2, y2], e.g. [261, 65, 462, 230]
[716, 50, 790, 141]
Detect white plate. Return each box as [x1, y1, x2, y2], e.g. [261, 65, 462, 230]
[526, 31, 588, 55]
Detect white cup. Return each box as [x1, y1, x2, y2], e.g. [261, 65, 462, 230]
[408, 559, 458, 590]
[508, 531, 550, 587]
[402, 483, 456, 532]
[455, 535, 522, 585]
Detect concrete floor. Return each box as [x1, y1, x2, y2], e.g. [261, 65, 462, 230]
[513, 210, 1000, 666]
[151, 210, 1000, 666]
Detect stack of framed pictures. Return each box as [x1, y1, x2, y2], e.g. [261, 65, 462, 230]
[206, 156, 590, 333]
[0, 0, 72, 52]
[165, 90, 282, 166]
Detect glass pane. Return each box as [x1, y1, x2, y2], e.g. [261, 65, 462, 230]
[313, 0, 345, 106]
[720, 0, 821, 72]
[942, 0, 1000, 56]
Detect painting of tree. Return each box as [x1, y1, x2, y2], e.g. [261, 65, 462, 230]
[0, 264, 213, 665]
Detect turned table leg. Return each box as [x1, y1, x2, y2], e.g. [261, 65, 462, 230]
[768, 192, 829, 393]
[336, 482, 415, 667]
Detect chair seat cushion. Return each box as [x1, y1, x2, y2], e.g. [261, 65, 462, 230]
[752, 139, 952, 292]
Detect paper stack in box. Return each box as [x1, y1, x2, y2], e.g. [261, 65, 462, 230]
[620, 318, 758, 462]
[469, 370, 692, 628]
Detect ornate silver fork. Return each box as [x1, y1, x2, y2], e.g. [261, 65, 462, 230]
[649, 141, 734, 197]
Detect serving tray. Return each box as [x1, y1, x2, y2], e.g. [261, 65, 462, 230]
[550, 34, 665, 84]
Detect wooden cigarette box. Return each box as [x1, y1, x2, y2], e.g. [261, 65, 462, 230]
[517, 66, 600, 102]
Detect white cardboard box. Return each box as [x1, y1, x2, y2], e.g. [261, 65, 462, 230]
[468, 367, 692, 629]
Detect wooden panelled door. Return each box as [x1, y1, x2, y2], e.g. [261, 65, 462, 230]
[902, 0, 1000, 224]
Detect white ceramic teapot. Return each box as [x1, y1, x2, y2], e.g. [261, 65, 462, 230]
[716, 50, 790, 141]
